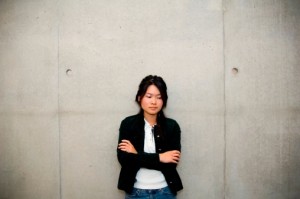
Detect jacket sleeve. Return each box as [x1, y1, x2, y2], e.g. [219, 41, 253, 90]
[168, 120, 181, 151]
[160, 119, 182, 169]
[117, 118, 161, 170]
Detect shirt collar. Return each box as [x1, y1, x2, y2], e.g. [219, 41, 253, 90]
[144, 119, 156, 129]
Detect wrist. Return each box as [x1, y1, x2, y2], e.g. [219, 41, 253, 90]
[159, 153, 164, 162]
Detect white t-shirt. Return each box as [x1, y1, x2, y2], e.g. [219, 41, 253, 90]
[133, 119, 168, 189]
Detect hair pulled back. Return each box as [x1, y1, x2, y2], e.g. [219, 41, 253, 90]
[135, 75, 168, 109]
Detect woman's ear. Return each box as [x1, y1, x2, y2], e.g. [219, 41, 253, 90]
[137, 96, 141, 102]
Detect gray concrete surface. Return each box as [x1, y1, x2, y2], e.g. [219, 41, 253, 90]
[224, 1, 300, 198]
[0, 0, 299, 199]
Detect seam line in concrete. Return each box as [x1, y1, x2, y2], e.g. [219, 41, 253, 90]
[57, 1, 62, 198]
[222, 0, 227, 199]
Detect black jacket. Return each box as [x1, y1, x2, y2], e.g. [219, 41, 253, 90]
[117, 114, 183, 195]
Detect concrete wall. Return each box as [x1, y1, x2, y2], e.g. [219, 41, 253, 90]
[0, 0, 299, 199]
[225, 1, 300, 198]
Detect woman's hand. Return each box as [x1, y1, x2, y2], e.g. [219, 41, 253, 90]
[159, 150, 181, 164]
[118, 140, 137, 154]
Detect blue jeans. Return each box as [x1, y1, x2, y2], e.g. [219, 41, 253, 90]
[125, 187, 176, 199]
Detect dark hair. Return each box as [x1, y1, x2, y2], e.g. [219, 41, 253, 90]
[135, 75, 168, 109]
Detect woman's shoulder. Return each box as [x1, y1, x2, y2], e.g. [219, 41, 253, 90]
[164, 117, 174, 123]
[165, 117, 177, 122]
[120, 114, 144, 131]
[121, 114, 142, 125]
[164, 117, 180, 127]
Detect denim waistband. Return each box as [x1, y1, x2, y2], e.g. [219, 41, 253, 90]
[132, 186, 170, 194]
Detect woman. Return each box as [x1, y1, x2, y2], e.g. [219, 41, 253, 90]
[117, 75, 183, 199]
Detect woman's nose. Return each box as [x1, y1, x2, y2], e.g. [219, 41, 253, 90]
[151, 98, 156, 104]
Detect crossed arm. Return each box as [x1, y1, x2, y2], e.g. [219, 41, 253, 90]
[118, 139, 181, 164]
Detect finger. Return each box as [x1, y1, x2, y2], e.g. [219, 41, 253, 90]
[172, 153, 180, 157]
[173, 156, 180, 160]
[173, 151, 181, 155]
[118, 145, 126, 150]
[119, 147, 129, 152]
[170, 152, 180, 157]
[173, 156, 180, 161]
[118, 147, 127, 151]
[121, 140, 130, 144]
[118, 143, 128, 147]
[118, 143, 128, 148]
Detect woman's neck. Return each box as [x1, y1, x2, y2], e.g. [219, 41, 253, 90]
[144, 113, 157, 126]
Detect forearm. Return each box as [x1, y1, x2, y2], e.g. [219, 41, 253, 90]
[117, 150, 161, 170]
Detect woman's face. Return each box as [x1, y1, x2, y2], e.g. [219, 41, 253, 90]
[140, 85, 163, 117]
